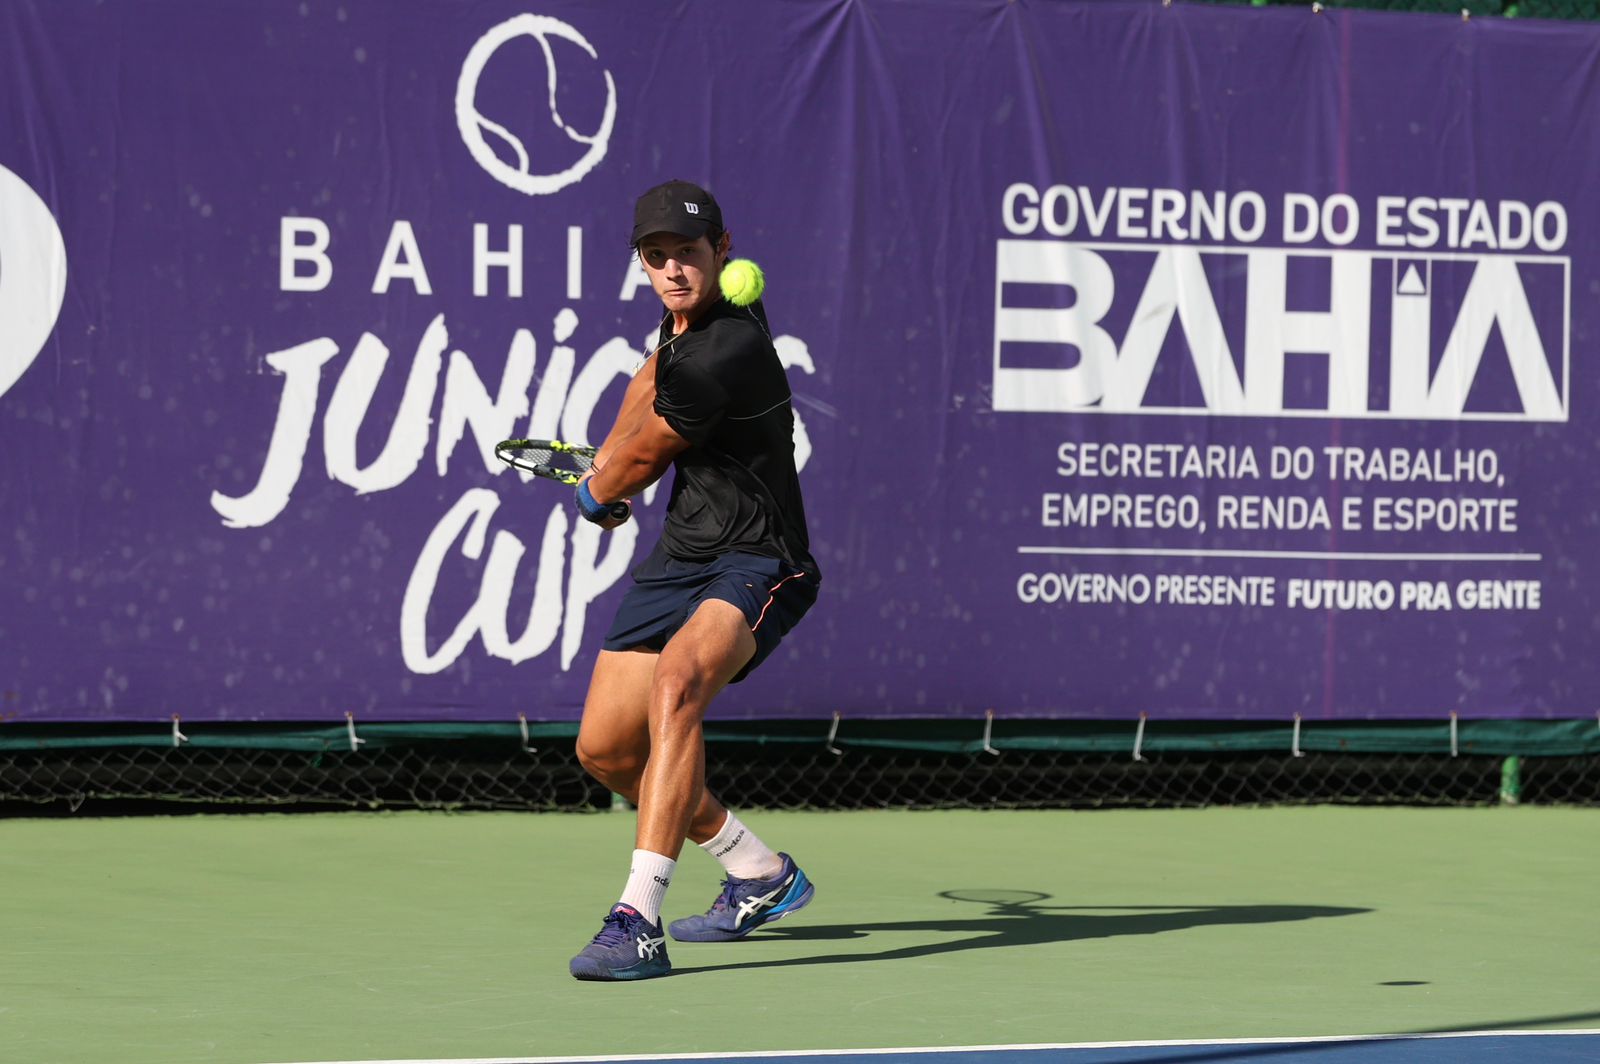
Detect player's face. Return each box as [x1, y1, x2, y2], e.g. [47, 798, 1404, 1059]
[637, 232, 726, 320]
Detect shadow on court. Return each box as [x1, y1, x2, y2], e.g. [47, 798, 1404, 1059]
[683, 888, 1370, 975]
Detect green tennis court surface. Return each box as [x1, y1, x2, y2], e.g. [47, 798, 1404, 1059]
[3, 808, 1596, 1064]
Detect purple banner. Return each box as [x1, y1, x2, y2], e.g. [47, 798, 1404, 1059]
[2, 1, 1596, 723]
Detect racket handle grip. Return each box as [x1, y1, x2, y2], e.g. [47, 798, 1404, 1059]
[608, 501, 631, 521]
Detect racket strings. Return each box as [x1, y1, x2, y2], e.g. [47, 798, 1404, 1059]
[507, 444, 564, 467]
[494, 440, 596, 484]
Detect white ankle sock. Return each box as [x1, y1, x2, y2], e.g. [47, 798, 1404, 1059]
[618, 849, 675, 925]
[699, 812, 784, 881]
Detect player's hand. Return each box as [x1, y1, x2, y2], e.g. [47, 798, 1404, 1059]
[594, 498, 632, 530]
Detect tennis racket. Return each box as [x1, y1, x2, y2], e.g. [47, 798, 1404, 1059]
[494, 438, 631, 520]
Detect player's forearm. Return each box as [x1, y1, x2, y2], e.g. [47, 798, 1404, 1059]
[589, 435, 673, 502]
[595, 395, 651, 465]
[593, 355, 658, 467]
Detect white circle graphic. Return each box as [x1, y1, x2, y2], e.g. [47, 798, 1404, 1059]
[455, 15, 617, 196]
[0, 163, 67, 401]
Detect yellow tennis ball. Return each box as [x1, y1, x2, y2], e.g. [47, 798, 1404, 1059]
[720, 258, 765, 306]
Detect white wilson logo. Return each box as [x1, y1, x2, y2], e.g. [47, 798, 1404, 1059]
[992, 239, 1567, 421]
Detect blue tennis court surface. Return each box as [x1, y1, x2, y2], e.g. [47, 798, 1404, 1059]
[283, 1029, 1600, 1064]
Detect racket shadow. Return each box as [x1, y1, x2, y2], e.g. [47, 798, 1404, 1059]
[680, 891, 1370, 975]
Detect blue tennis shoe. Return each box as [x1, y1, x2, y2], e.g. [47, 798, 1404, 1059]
[668, 852, 815, 942]
[569, 903, 671, 981]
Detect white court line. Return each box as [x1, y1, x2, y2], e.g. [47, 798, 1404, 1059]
[1016, 546, 1542, 562]
[257, 1026, 1600, 1064]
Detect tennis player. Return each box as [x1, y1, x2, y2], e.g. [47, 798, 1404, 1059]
[566, 180, 822, 981]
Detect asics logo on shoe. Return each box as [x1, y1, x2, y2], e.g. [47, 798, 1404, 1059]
[636, 933, 665, 960]
[734, 874, 795, 927]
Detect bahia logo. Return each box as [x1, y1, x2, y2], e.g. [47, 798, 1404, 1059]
[0, 163, 67, 400]
[455, 14, 616, 196]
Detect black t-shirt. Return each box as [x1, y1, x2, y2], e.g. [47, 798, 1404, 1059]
[646, 299, 818, 577]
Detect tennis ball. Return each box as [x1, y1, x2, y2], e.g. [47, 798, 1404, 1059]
[720, 258, 765, 306]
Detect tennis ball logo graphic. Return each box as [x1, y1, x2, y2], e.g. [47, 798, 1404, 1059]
[0, 163, 67, 401]
[455, 15, 617, 196]
[720, 258, 764, 306]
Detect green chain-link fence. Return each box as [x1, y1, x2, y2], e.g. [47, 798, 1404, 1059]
[3, 719, 1596, 813]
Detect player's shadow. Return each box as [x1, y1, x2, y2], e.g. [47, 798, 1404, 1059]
[684, 889, 1369, 975]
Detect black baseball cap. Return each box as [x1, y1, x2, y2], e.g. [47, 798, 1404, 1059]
[630, 180, 723, 247]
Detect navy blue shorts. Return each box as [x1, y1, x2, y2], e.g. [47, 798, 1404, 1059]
[602, 551, 820, 683]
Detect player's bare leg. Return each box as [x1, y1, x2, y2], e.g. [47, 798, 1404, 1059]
[635, 599, 755, 858]
[575, 647, 730, 844]
[568, 602, 755, 981]
[616, 599, 817, 944]
[571, 584, 819, 975]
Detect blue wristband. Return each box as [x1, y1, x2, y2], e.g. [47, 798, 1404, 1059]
[576, 479, 614, 523]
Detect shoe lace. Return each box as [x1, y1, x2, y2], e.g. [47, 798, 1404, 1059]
[589, 909, 634, 947]
[708, 878, 742, 914]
